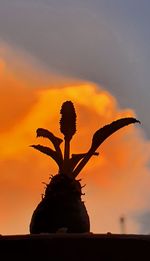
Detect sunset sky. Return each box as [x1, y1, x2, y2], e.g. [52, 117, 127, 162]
[1, 0, 150, 235]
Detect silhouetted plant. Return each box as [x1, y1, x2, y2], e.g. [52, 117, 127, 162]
[30, 101, 140, 234]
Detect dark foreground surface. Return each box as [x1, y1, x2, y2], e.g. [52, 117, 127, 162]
[0, 233, 150, 260]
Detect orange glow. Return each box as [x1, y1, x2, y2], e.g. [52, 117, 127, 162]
[0, 50, 150, 235]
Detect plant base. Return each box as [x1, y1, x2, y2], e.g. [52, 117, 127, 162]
[30, 174, 90, 233]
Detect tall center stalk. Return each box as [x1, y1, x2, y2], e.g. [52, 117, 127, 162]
[64, 137, 70, 174]
[64, 138, 70, 161]
[60, 101, 76, 175]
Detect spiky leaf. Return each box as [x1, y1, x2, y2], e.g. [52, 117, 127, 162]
[72, 117, 140, 177]
[30, 144, 62, 169]
[91, 117, 140, 150]
[60, 101, 76, 140]
[69, 152, 99, 172]
[36, 128, 63, 162]
[36, 128, 63, 147]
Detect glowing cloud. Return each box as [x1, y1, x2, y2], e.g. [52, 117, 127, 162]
[0, 45, 150, 235]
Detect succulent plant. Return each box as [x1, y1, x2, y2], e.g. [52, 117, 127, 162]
[30, 101, 140, 233]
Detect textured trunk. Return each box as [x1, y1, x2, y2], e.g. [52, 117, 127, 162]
[30, 174, 90, 233]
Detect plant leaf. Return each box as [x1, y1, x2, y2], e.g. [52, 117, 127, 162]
[36, 128, 63, 147]
[91, 117, 140, 150]
[36, 128, 63, 163]
[30, 144, 62, 169]
[72, 117, 140, 177]
[69, 152, 99, 172]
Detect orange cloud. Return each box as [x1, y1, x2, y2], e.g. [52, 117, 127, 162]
[0, 47, 150, 235]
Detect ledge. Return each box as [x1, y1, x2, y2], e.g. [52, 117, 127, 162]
[1, 233, 150, 260]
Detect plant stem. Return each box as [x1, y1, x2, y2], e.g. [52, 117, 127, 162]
[72, 148, 95, 178]
[64, 138, 70, 174]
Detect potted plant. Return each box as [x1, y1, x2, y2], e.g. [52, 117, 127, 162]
[30, 101, 140, 233]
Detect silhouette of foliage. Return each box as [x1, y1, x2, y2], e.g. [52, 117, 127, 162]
[31, 102, 140, 177]
[91, 117, 140, 150]
[69, 152, 99, 173]
[73, 117, 140, 177]
[36, 128, 63, 148]
[30, 100, 140, 234]
[30, 144, 63, 171]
